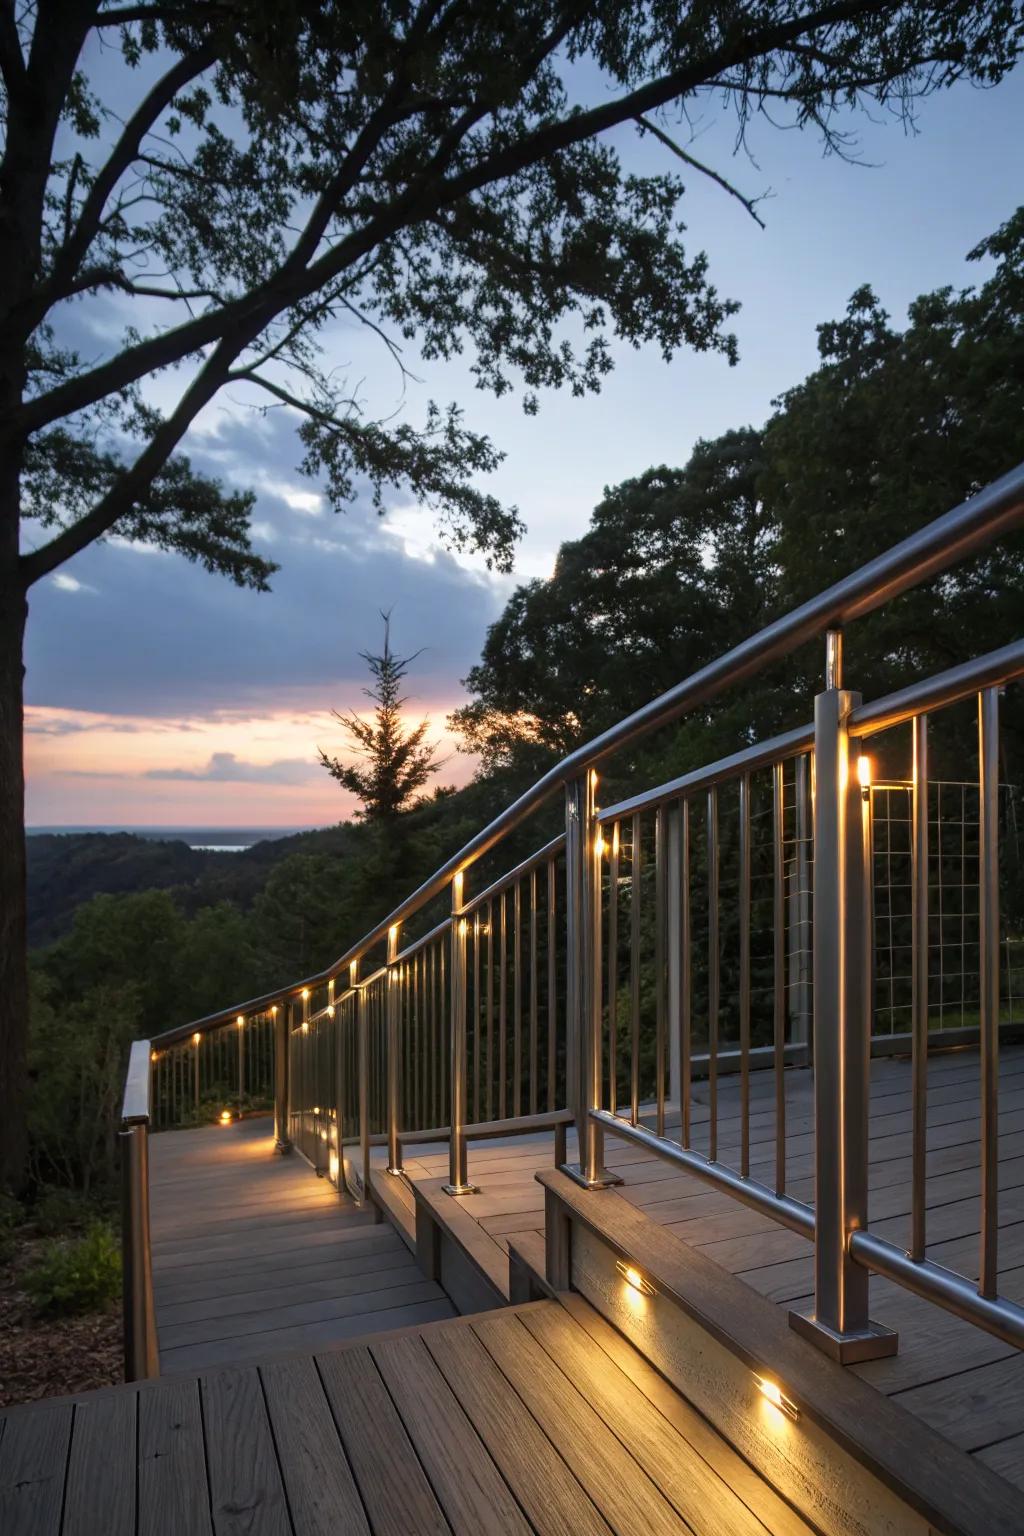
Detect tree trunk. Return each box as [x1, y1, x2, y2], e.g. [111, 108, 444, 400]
[0, 544, 28, 1193]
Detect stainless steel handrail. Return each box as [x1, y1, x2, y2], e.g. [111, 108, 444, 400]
[120, 1038, 159, 1381]
[152, 459, 1024, 1047]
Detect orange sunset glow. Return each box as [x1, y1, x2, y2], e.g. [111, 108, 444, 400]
[24, 704, 474, 827]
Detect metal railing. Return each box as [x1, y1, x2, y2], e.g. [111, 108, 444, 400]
[120, 1038, 159, 1380]
[127, 460, 1024, 1375]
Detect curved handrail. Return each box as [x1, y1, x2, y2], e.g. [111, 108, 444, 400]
[152, 458, 1024, 1047]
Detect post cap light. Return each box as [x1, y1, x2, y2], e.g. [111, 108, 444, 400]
[301, 987, 310, 1000]
[192, 1032, 201, 1046]
[857, 754, 872, 790]
[236, 1014, 245, 1028]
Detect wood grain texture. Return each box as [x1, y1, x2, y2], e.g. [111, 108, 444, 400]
[63, 1391, 136, 1536]
[318, 1346, 452, 1536]
[0, 1403, 72, 1536]
[201, 1367, 291, 1536]
[371, 1333, 531, 1536]
[472, 1312, 690, 1536]
[260, 1355, 369, 1536]
[138, 1377, 212, 1536]
[424, 1319, 612, 1536]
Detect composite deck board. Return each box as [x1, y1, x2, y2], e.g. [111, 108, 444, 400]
[0, 1297, 807, 1535]
[389, 1044, 1024, 1492]
[148, 1115, 456, 1370]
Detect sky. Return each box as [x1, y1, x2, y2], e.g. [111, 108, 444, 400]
[22, 52, 1024, 830]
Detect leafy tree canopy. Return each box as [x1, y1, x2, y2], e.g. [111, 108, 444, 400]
[6, 1, 1023, 590]
[453, 207, 1024, 774]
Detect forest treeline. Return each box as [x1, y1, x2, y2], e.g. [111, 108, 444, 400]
[27, 209, 1024, 1198]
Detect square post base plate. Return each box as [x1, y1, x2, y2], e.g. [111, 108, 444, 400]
[560, 1161, 623, 1191]
[789, 1308, 898, 1364]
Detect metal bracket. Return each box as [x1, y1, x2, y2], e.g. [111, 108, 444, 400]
[559, 1160, 622, 1191]
[789, 1307, 898, 1365]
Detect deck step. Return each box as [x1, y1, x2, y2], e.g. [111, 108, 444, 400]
[0, 1296, 822, 1536]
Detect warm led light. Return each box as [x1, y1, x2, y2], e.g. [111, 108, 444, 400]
[219, 1109, 232, 1125]
[271, 1004, 278, 1015]
[857, 754, 872, 790]
[302, 1020, 309, 1033]
[754, 1375, 799, 1421]
[327, 1004, 335, 1018]
[329, 1151, 340, 1182]
[236, 1015, 245, 1028]
[459, 917, 468, 937]
[193, 1032, 201, 1046]
[301, 988, 310, 1000]
[615, 1259, 655, 1297]
[594, 833, 606, 857]
[312, 1105, 320, 1114]
[150, 1050, 158, 1062]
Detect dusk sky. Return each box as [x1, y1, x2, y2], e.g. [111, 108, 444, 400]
[23, 63, 1024, 830]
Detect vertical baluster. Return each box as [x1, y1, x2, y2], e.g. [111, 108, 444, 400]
[739, 774, 751, 1179]
[546, 865, 556, 1111]
[979, 688, 1000, 1298]
[563, 772, 619, 1188]
[429, 942, 438, 1127]
[236, 1015, 245, 1112]
[529, 868, 539, 1116]
[630, 812, 641, 1126]
[387, 925, 402, 1176]
[681, 799, 692, 1151]
[773, 762, 786, 1196]
[486, 898, 494, 1121]
[439, 937, 447, 1122]
[472, 913, 481, 1123]
[513, 878, 523, 1116]
[273, 1003, 289, 1153]
[607, 822, 619, 1113]
[655, 806, 667, 1139]
[498, 889, 508, 1120]
[446, 873, 476, 1195]
[357, 980, 370, 1205]
[911, 717, 929, 1260]
[707, 787, 719, 1162]
[193, 1030, 200, 1114]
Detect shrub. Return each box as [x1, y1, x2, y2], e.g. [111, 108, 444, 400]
[32, 1185, 90, 1237]
[23, 1222, 121, 1317]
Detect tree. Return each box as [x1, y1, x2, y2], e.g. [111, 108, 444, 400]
[0, 5, 1019, 1188]
[320, 614, 445, 819]
[451, 429, 779, 774]
[454, 209, 1024, 775]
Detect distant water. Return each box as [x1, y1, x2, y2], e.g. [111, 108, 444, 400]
[27, 826, 314, 853]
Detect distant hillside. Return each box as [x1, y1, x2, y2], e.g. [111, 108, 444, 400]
[25, 827, 349, 947]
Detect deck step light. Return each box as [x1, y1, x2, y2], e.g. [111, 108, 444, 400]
[754, 1375, 799, 1422]
[616, 1259, 656, 1297]
[219, 1110, 232, 1125]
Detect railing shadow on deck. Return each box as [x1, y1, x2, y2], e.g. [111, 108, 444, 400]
[121, 460, 1024, 1380]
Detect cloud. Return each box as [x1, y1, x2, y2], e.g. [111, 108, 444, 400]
[144, 752, 319, 785]
[24, 406, 507, 723]
[51, 572, 97, 594]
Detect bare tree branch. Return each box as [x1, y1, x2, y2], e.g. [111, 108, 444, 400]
[635, 114, 768, 228]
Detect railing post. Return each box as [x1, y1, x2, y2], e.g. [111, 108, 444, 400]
[121, 1039, 158, 1381]
[790, 633, 897, 1363]
[273, 1002, 290, 1153]
[446, 874, 478, 1195]
[357, 977, 371, 1206]
[564, 771, 620, 1188]
[386, 925, 404, 1177]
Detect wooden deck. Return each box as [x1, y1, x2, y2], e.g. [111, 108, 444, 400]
[149, 1116, 455, 1373]
[377, 1044, 1024, 1493]
[0, 1294, 817, 1536]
